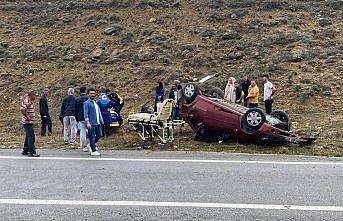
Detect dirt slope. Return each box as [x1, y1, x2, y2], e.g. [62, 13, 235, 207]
[0, 0, 342, 154]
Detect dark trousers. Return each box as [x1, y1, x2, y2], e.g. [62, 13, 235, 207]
[41, 114, 52, 136]
[102, 124, 111, 137]
[265, 99, 273, 115]
[248, 103, 258, 108]
[172, 106, 182, 120]
[243, 97, 248, 107]
[117, 115, 123, 126]
[23, 124, 36, 154]
[89, 125, 102, 152]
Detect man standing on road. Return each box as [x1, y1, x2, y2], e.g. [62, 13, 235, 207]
[262, 74, 276, 114]
[39, 88, 52, 136]
[75, 87, 88, 151]
[246, 80, 259, 108]
[21, 91, 40, 157]
[60, 88, 77, 145]
[241, 74, 251, 107]
[84, 88, 103, 156]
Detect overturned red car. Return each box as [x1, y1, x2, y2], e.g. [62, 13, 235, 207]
[181, 83, 318, 145]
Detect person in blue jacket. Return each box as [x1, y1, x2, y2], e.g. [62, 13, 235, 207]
[84, 88, 103, 156]
[97, 92, 115, 137]
[154, 81, 165, 113]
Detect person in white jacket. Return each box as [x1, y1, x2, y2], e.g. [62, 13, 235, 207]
[224, 77, 236, 102]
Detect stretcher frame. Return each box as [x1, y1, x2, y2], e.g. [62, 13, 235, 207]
[127, 99, 184, 145]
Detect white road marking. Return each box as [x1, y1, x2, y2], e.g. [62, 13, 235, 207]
[0, 199, 342, 212]
[0, 155, 342, 166]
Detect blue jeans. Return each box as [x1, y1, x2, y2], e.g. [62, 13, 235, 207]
[248, 103, 258, 108]
[89, 125, 102, 152]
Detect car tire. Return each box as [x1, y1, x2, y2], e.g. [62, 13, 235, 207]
[242, 108, 266, 131]
[271, 110, 290, 130]
[208, 87, 224, 99]
[183, 83, 199, 104]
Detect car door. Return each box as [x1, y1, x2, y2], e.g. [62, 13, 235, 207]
[205, 103, 241, 132]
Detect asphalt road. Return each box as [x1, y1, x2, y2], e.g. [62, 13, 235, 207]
[0, 149, 342, 220]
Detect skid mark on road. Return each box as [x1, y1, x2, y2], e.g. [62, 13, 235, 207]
[0, 199, 342, 212]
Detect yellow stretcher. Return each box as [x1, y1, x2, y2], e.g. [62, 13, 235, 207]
[127, 99, 184, 145]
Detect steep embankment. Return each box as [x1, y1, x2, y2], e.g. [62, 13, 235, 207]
[0, 0, 342, 153]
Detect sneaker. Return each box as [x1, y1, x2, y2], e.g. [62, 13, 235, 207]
[87, 144, 98, 152]
[82, 146, 88, 152]
[90, 151, 101, 156]
[21, 151, 28, 155]
[28, 153, 40, 157]
[64, 140, 69, 145]
[70, 141, 75, 145]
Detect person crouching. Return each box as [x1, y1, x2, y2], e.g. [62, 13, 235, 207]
[98, 92, 115, 137]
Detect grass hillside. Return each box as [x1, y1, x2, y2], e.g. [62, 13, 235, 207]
[0, 0, 342, 155]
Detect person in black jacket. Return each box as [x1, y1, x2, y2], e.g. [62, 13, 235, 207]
[234, 81, 244, 105]
[106, 89, 124, 126]
[39, 88, 52, 136]
[168, 80, 183, 120]
[241, 74, 251, 107]
[60, 88, 77, 145]
[75, 87, 88, 151]
[154, 81, 165, 113]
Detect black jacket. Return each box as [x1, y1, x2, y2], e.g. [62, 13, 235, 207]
[75, 95, 88, 122]
[241, 80, 251, 98]
[60, 95, 76, 118]
[39, 95, 49, 116]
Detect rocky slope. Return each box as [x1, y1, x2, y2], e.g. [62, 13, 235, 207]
[0, 0, 342, 153]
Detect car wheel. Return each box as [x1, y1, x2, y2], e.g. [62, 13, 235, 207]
[271, 110, 290, 130]
[208, 87, 224, 99]
[242, 108, 266, 130]
[183, 83, 199, 104]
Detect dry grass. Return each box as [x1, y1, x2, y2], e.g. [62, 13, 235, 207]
[1, 120, 342, 157]
[0, 0, 342, 156]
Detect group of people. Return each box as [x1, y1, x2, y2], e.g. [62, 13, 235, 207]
[224, 73, 276, 114]
[20, 74, 275, 157]
[59, 87, 124, 155]
[153, 74, 276, 122]
[20, 87, 124, 157]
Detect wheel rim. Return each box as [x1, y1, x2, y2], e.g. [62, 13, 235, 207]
[247, 111, 262, 127]
[185, 84, 195, 98]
